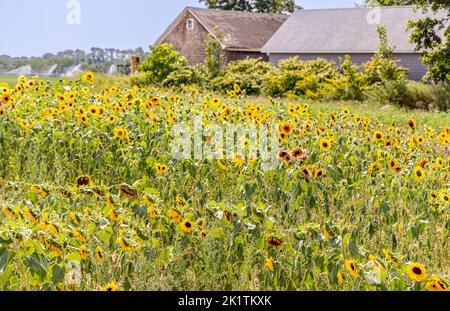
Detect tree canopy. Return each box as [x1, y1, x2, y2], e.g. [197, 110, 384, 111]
[366, 0, 450, 82]
[199, 0, 301, 14]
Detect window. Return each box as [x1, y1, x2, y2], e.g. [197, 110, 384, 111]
[186, 18, 194, 30]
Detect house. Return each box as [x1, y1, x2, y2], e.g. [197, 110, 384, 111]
[155, 7, 288, 65]
[262, 6, 441, 80]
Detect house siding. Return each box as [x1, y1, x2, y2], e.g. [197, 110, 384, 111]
[160, 11, 210, 65]
[225, 51, 269, 62]
[268, 53, 426, 80]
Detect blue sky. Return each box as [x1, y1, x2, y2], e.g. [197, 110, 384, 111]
[0, 0, 364, 57]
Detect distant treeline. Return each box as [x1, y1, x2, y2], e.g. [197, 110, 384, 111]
[0, 47, 145, 74]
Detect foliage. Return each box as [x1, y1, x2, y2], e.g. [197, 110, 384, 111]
[205, 33, 224, 78]
[210, 58, 273, 95]
[163, 65, 207, 88]
[365, 0, 414, 5]
[0, 47, 144, 74]
[367, 80, 450, 111]
[199, 0, 300, 13]
[262, 57, 336, 97]
[368, 0, 450, 82]
[0, 74, 448, 291]
[140, 44, 188, 84]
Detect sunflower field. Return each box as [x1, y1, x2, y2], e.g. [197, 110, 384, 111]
[0, 73, 448, 291]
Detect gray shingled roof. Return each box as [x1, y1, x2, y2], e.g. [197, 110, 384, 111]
[262, 6, 441, 54]
[187, 7, 288, 50]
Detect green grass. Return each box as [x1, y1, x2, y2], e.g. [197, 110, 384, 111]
[0, 75, 64, 87]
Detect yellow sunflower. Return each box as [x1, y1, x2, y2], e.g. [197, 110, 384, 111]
[345, 260, 359, 278]
[412, 166, 426, 181]
[319, 138, 332, 152]
[181, 219, 194, 234]
[113, 126, 128, 140]
[406, 262, 427, 281]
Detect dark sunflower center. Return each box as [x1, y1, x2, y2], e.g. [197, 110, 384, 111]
[185, 222, 192, 228]
[412, 267, 422, 275]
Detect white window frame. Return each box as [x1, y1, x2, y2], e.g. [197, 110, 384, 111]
[186, 18, 195, 30]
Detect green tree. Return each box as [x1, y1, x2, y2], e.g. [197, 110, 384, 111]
[366, 0, 450, 82]
[140, 44, 187, 83]
[199, 0, 300, 13]
[364, 0, 414, 5]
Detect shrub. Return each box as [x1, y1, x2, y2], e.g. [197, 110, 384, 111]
[263, 57, 339, 97]
[140, 44, 188, 83]
[210, 58, 273, 95]
[366, 80, 450, 112]
[163, 65, 207, 88]
[361, 55, 408, 86]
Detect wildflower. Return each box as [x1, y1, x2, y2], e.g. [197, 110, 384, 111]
[319, 138, 332, 152]
[406, 262, 426, 281]
[104, 281, 119, 291]
[407, 118, 416, 130]
[82, 71, 95, 83]
[265, 258, 275, 272]
[200, 230, 207, 239]
[80, 245, 88, 260]
[425, 276, 448, 291]
[267, 236, 283, 248]
[72, 229, 86, 243]
[118, 237, 133, 252]
[181, 219, 194, 234]
[95, 245, 104, 262]
[337, 271, 344, 286]
[412, 166, 426, 181]
[345, 260, 359, 278]
[373, 130, 384, 142]
[113, 126, 128, 140]
[167, 209, 181, 223]
[155, 163, 168, 175]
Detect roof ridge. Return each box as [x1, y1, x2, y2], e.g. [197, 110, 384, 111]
[186, 6, 288, 18]
[292, 5, 416, 13]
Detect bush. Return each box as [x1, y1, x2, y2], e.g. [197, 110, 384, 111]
[263, 57, 338, 97]
[210, 58, 273, 95]
[163, 65, 207, 88]
[361, 55, 408, 86]
[140, 44, 188, 83]
[366, 80, 450, 112]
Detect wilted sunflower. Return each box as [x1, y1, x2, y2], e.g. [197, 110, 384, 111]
[279, 121, 292, 135]
[167, 208, 181, 223]
[95, 245, 104, 262]
[118, 237, 134, 252]
[345, 260, 359, 278]
[291, 148, 304, 159]
[76, 176, 91, 187]
[382, 249, 398, 265]
[267, 236, 283, 248]
[407, 262, 426, 281]
[265, 258, 275, 272]
[425, 276, 448, 291]
[200, 230, 208, 239]
[181, 219, 194, 234]
[80, 245, 88, 260]
[407, 118, 416, 130]
[72, 229, 86, 242]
